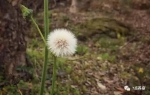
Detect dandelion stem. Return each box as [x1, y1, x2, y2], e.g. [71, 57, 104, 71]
[51, 56, 57, 95]
[30, 16, 46, 45]
[40, 47, 48, 95]
[39, 0, 49, 94]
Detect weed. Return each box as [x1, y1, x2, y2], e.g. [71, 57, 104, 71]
[76, 45, 88, 55]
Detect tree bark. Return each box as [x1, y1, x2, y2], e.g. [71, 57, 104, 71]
[0, 0, 28, 80]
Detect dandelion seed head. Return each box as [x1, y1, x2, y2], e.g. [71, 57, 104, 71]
[47, 29, 77, 57]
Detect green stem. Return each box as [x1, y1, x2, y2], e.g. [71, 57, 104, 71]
[30, 16, 46, 45]
[39, 47, 48, 95]
[51, 56, 57, 95]
[39, 0, 49, 94]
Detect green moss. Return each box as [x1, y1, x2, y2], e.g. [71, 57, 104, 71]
[71, 18, 131, 41]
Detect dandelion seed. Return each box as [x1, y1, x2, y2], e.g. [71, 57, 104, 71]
[47, 29, 77, 57]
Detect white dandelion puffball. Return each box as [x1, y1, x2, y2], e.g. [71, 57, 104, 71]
[47, 29, 77, 57]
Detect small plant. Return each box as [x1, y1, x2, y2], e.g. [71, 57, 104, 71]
[99, 53, 116, 63]
[76, 45, 88, 55]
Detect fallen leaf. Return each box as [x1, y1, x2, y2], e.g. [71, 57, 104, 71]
[97, 82, 107, 90]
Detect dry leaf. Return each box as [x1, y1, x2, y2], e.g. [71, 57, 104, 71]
[97, 82, 106, 90]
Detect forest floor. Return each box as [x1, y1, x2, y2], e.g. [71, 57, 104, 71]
[1, 1, 150, 95]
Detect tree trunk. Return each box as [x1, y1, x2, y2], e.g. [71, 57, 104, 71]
[0, 0, 29, 80]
